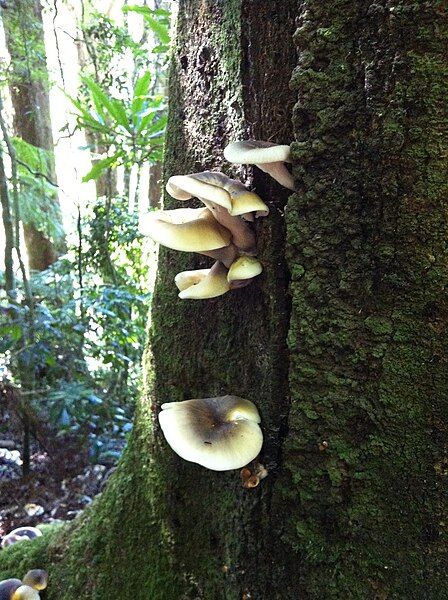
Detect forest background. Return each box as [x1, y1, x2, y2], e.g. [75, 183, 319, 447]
[0, 0, 170, 528]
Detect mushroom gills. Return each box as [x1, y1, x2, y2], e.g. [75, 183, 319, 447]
[158, 395, 263, 471]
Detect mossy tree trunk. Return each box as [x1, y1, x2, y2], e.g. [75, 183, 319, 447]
[0, 1, 446, 598]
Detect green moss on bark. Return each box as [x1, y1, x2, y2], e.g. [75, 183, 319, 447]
[275, 1, 448, 598]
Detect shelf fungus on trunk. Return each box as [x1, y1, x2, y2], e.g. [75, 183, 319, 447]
[140, 171, 267, 300]
[224, 140, 295, 191]
[0, 570, 47, 600]
[158, 395, 263, 471]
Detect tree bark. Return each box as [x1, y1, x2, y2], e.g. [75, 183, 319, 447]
[0, 1, 446, 599]
[2, 0, 65, 271]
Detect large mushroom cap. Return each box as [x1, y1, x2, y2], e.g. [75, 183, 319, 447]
[139, 208, 232, 252]
[158, 395, 263, 471]
[174, 262, 230, 300]
[167, 175, 232, 210]
[224, 140, 295, 191]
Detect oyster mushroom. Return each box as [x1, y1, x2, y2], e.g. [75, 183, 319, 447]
[224, 140, 295, 190]
[174, 261, 230, 299]
[139, 207, 231, 253]
[167, 172, 268, 218]
[158, 395, 263, 471]
[227, 256, 263, 289]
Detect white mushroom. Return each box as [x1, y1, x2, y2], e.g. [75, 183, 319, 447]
[224, 140, 295, 190]
[139, 207, 231, 253]
[158, 395, 263, 471]
[174, 261, 230, 300]
[227, 256, 263, 288]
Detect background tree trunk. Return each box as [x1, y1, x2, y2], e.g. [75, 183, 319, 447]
[0, 1, 446, 598]
[2, 0, 65, 271]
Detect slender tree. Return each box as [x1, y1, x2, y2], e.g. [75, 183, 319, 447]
[0, 1, 446, 598]
[2, 0, 65, 271]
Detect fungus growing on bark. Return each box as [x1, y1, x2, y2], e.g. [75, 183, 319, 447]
[141, 171, 267, 300]
[174, 261, 230, 299]
[21, 572, 47, 592]
[158, 395, 263, 471]
[1, 527, 42, 549]
[0, 570, 47, 600]
[224, 140, 295, 190]
[240, 461, 268, 489]
[227, 256, 263, 288]
[167, 172, 268, 218]
[139, 207, 231, 253]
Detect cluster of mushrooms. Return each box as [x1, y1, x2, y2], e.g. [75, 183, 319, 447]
[150, 140, 294, 478]
[0, 570, 47, 600]
[0, 530, 47, 599]
[141, 140, 293, 300]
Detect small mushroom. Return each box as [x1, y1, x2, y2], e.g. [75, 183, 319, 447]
[174, 261, 230, 299]
[139, 207, 231, 253]
[21, 571, 47, 592]
[189, 172, 269, 217]
[227, 256, 263, 289]
[1, 527, 42, 549]
[9, 586, 40, 600]
[0, 570, 47, 600]
[158, 395, 263, 471]
[167, 172, 268, 218]
[224, 140, 295, 191]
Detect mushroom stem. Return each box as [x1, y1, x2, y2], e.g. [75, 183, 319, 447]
[200, 198, 256, 254]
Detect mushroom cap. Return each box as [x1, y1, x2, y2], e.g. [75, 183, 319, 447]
[224, 140, 291, 164]
[158, 395, 263, 471]
[167, 175, 232, 210]
[190, 172, 268, 217]
[1, 528, 42, 549]
[0, 579, 22, 600]
[139, 208, 232, 252]
[174, 269, 210, 292]
[22, 571, 47, 592]
[227, 256, 263, 283]
[224, 141, 295, 190]
[175, 262, 230, 300]
[10, 586, 40, 600]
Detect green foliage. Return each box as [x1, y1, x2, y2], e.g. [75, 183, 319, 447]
[123, 5, 171, 52]
[69, 5, 170, 183]
[11, 137, 63, 241]
[68, 72, 166, 182]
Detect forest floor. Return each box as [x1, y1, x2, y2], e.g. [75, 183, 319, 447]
[0, 406, 120, 545]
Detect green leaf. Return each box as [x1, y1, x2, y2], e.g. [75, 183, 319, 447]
[144, 15, 170, 44]
[82, 155, 120, 183]
[131, 71, 152, 123]
[123, 5, 170, 44]
[81, 77, 130, 132]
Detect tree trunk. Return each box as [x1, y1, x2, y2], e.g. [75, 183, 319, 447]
[0, 1, 446, 598]
[2, 0, 65, 271]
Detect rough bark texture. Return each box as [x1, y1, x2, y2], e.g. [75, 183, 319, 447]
[3, 0, 65, 270]
[0, 1, 446, 599]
